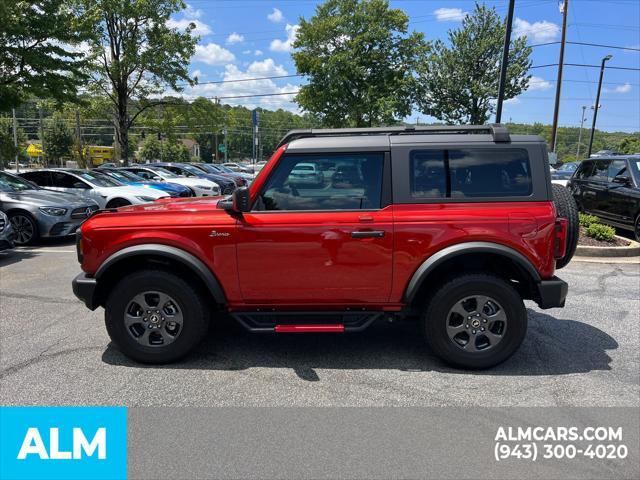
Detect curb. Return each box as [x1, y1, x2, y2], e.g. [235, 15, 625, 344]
[572, 255, 640, 264]
[575, 235, 640, 258]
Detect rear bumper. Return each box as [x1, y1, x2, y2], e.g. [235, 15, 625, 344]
[72, 272, 99, 310]
[535, 276, 568, 309]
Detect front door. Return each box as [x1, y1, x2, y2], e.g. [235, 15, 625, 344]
[236, 152, 393, 305]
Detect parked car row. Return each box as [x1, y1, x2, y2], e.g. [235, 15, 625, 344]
[0, 160, 256, 247]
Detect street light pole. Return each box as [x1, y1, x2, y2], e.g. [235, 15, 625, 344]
[550, 0, 569, 152]
[576, 105, 587, 159]
[587, 54, 612, 159]
[495, 0, 515, 124]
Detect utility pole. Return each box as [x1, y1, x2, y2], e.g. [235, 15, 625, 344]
[12, 108, 18, 172]
[38, 107, 46, 166]
[550, 0, 569, 152]
[576, 105, 587, 159]
[495, 0, 515, 124]
[223, 109, 228, 162]
[587, 54, 612, 159]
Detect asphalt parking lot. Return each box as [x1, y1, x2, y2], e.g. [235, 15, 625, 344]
[1, 241, 638, 407]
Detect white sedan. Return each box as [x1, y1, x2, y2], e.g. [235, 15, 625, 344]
[122, 166, 221, 197]
[20, 169, 170, 208]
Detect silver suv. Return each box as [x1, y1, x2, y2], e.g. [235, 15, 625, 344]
[0, 171, 99, 245]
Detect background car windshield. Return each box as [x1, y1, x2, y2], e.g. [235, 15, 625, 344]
[0, 172, 36, 192]
[180, 165, 205, 176]
[112, 169, 145, 182]
[628, 159, 640, 181]
[149, 167, 179, 178]
[69, 170, 121, 187]
[558, 162, 578, 172]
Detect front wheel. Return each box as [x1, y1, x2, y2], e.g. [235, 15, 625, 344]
[9, 212, 39, 245]
[105, 269, 209, 363]
[422, 274, 527, 369]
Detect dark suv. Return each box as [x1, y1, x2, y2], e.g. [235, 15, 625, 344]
[568, 156, 640, 240]
[72, 125, 575, 369]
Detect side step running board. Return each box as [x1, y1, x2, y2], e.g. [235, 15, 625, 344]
[231, 311, 382, 333]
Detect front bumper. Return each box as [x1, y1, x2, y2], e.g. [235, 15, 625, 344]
[72, 272, 99, 310]
[535, 276, 568, 309]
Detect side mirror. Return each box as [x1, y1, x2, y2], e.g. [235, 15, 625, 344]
[153, 176, 163, 182]
[612, 175, 631, 186]
[219, 186, 251, 212]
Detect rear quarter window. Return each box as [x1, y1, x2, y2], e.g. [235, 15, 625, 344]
[409, 148, 532, 199]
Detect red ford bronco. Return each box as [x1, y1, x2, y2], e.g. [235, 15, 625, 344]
[73, 125, 577, 369]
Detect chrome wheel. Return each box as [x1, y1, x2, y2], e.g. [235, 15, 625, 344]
[10, 214, 35, 245]
[124, 291, 184, 347]
[446, 295, 507, 353]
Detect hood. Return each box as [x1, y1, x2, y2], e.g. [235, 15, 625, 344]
[84, 196, 228, 229]
[166, 177, 217, 188]
[95, 186, 169, 198]
[1, 189, 98, 207]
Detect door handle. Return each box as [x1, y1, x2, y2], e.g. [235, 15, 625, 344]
[351, 230, 385, 238]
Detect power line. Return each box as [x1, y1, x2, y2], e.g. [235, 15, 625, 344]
[531, 63, 640, 71]
[531, 41, 640, 52]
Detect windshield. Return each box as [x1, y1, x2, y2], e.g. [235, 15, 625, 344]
[179, 164, 205, 176]
[629, 159, 640, 181]
[112, 169, 145, 182]
[558, 163, 578, 172]
[101, 170, 133, 183]
[0, 171, 37, 192]
[67, 170, 122, 187]
[148, 167, 179, 178]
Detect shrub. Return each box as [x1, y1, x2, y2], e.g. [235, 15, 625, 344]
[585, 223, 616, 242]
[579, 213, 599, 228]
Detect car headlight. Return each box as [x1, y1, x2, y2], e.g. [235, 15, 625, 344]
[136, 196, 156, 202]
[39, 206, 67, 216]
[196, 185, 212, 190]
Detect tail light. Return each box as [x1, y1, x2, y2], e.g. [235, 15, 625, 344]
[554, 218, 568, 259]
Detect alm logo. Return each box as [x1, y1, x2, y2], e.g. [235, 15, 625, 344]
[1, 407, 127, 480]
[17, 427, 106, 460]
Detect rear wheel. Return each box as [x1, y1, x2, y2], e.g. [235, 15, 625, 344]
[552, 183, 579, 269]
[422, 274, 527, 369]
[9, 212, 39, 245]
[105, 269, 209, 363]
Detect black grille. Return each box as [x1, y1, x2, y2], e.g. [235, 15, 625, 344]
[71, 205, 99, 219]
[222, 185, 235, 195]
[0, 216, 5, 233]
[179, 189, 192, 197]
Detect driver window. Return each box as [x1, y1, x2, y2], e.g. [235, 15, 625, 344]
[254, 153, 384, 211]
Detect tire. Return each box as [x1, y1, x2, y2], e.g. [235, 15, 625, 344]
[635, 215, 640, 243]
[422, 274, 527, 369]
[552, 183, 579, 269]
[105, 269, 209, 363]
[106, 198, 131, 208]
[9, 212, 39, 245]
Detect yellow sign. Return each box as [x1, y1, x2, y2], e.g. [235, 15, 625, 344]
[84, 146, 114, 165]
[26, 144, 43, 157]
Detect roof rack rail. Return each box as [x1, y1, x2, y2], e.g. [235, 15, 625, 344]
[276, 123, 510, 148]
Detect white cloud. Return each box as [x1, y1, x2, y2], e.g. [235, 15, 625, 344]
[608, 83, 632, 94]
[528, 76, 552, 91]
[514, 18, 560, 43]
[226, 32, 244, 44]
[166, 62, 299, 112]
[254, 49, 263, 56]
[191, 69, 204, 80]
[184, 3, 202, 19]
[504, 97, 520, 105]
[247, 58, 288, 77]
[242, 49, 252, 55]
[193, 43, 235, 65]
[167, 18, 212, 36]
[267, 8, 284, 23]
[270, 24, 299, 52]
[434, 8, 467, 22]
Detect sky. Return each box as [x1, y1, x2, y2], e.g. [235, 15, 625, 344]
[168, 0, 640, 132]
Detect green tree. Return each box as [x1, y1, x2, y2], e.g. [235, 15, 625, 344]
[162, 140, 189, 162]
[80, 0, 197, 164]
[416, 3, 532, 125]
[618, 136, 640, 154]
[139, 136, 162, 162]
[44, 116, 74, 165]
[293, 0, 427, 127]
[0, 118, 24, 168]
[0, 0, 90, 110]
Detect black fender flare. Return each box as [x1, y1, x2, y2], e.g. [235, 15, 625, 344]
[404, 241, 541, 303]
[95, 244, 227, 304]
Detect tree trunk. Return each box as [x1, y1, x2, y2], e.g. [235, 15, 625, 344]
[115, 94, 129, 166]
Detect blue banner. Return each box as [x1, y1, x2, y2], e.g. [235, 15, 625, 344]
[0, 407, 127, 480]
